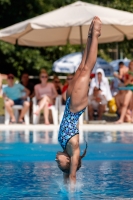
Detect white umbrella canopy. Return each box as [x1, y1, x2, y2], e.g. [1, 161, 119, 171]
[1, 1, 133, 46]
[52, 52, 113, 76]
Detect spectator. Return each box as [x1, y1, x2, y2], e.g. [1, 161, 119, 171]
[53, 75, 63, 95]
[115, 90, 133, 122]
[89, 68, 112, 101]
[21, 72, 34, 98]
[114, 61, 128, 83]
[115, 60, 133, 124]
[110, 74, 121, 96]
[34, 69, 58, 125]
[62, 74, 74, 104]
[3, 73, 30, 124]
[88, 87, 107, 120]
[123, 60, 133, 86]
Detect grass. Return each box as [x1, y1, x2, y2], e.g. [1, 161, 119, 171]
[0, 97, 4, 116]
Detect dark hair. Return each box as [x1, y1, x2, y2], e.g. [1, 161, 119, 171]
[53, 75, 59, 80]
[59, 142, 88, 174]
[67, 73, 74, 77]
[118, 61, 124, 66]
[21, 72, 29, 75]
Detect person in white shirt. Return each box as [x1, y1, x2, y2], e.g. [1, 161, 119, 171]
[88, 87, 107, 120]
[89, 68, 112, 102]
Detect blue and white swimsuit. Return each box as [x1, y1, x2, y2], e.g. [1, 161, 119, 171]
[58, 97, 85, 150]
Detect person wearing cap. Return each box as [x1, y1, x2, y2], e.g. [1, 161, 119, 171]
[3, 74, 30, 123]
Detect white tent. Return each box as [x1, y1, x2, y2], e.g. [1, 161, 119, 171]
[110, 58, 130, 71]
[53, 52, 113, 76]
[1, 1, 133, 46]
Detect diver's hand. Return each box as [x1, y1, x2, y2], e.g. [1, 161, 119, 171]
[69, 174, 76, 192]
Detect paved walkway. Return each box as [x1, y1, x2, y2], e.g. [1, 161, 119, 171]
[0, 123, 133, 131]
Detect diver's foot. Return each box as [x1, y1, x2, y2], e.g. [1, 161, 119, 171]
[92, 16, 101, 37]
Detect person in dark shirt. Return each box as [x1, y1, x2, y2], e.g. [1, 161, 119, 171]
[53, 76, 63, 95]
[62, 74, 74, 105]
[21, 73, 34, 98]
[0, 73, 7, 96]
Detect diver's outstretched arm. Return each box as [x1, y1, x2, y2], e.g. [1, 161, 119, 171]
[68, 138, 80, 190]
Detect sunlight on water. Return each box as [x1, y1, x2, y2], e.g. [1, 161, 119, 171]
[0, 130, 133, 199]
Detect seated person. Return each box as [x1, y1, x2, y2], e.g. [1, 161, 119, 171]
[114, 61, 128, 83]
[3, 73, 30, 124]
[88, 87, 107, 120]
[21, 72, 34, 98]
[89, 68, 112, 102]
[115, 60, 133, 124]
[53, 75, 63, 95]
[115, 90, 133, 122]
[34, 69, 58, 125]
[62, 74, 74, 105]
[110, 74, 121, 96]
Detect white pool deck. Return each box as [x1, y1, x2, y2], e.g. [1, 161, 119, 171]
[0, 123, 133, 131]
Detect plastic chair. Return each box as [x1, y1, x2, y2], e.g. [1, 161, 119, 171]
[5, 104, 30, 125]
[58, 95, 65, 123]
[32, 96, 59, 125]
[79, 107, 88, 125]
[3, 83, 30, 125]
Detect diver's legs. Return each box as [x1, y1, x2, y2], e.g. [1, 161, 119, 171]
[69, 17, 101, 113]
[66, 17, 95, 99]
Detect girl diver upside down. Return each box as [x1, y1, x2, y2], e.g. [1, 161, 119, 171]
[55, 16, 102, 190]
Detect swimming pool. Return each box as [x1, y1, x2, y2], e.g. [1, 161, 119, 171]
[0, 130, 133, 199]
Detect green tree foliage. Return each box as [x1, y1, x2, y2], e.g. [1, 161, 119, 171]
[0, 0, 133, 76]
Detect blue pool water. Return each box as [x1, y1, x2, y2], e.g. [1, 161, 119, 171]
[0, 130, 133, 199]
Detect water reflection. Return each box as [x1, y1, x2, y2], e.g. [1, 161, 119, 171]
[0, 130, 133, 144]
[85, 131, 133, 144]
[0, 130, 58, 144]
[0, 161, 133, 199]
[0, 129, 84, 144]
[0, 130, 133, 199]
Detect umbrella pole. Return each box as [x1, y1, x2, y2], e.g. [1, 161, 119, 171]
[79, 26, 83, 55]
[116, 42, 119, 59]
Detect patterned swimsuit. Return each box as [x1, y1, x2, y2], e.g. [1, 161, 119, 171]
[58, 97, 85, 150]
